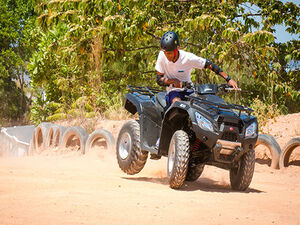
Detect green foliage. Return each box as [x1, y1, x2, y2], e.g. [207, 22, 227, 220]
[23, 0, 300, 124]
[0, 0, 36, 123]
[249, 97, 280, 131]
[30, 90, 62, 125]
[47, 113, 66, 122]
[102, 92, 132, 120]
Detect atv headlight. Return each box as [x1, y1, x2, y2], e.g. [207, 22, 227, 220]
[195, 112, 213, 132]
[245, 122, 257, 137]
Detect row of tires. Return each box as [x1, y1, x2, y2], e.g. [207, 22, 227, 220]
[28, 122, 115, 155]
[28, 122, 299, 170]
[256, 134, 300, 169]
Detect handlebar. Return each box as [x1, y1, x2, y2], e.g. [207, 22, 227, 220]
[170, 82, 244, 94]
[218, 83, 241, 92]
[224, 87, 242, 91]
[182, 81, 193, 89]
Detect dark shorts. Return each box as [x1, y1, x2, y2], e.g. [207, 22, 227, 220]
[165, 90, 194, 108]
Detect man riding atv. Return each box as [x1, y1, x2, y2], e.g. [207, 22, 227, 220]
[116, 31, 258, 191]
[156, 31, 238, 107]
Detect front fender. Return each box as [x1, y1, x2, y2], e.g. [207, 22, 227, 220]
[158, 100, 218, 155]
[158, 101, 192, 156]
[124, 93, 143, 115]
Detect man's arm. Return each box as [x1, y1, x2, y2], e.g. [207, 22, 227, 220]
[156, 71, 182, 88]
[204, 59, 238, 89]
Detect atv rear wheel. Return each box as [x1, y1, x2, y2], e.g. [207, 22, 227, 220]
[230, 148, 255, 191]
[116, 120, 148, 175]
[167, 130, 190, 189]
[185, 164, 204, 182]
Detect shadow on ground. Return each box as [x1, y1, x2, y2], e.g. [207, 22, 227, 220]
[122, 176, 263, 193]
[287, 160, 300, 166]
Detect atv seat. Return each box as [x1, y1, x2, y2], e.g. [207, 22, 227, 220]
[156, 92, 167, 109]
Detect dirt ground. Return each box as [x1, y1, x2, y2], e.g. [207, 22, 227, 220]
[0, 113, 299, 225]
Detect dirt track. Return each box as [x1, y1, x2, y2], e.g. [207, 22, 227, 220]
[0, 149, 299, 225]
[1, 114, 300, 225]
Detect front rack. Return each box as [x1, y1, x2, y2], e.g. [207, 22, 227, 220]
[187, 95, 253, 116]
[127, 85, 163, 97]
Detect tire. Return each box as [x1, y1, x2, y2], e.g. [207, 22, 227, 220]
[255, 134, 281, 169]
[34, 122, 52, 153]
[53, 125, 68, 147]
[85, 129, 115, 154]
[279, 138, 300, 169]
[61, 126, 88, 154]
[185, 164, 204, 182]
[230, 148, 255, 191]
[116, 120, 148, 175]
[45, 125, 60, 149]
[167, 130, 190, 189]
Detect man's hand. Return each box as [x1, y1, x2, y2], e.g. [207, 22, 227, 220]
[173, 79, 182, 88]
[219, 72, 238, 89]
[228, 79, 238, 89]
[181, 81, 193, 89]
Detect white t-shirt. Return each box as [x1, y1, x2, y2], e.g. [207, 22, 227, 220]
[155, 50, 206, 91]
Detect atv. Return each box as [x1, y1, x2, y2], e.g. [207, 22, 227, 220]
[116, 83, 258, 190]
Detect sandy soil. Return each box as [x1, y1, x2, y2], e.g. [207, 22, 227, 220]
[261, 112, 300, 149]
[0, 114, 300, 225]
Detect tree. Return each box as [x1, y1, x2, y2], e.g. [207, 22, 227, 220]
[0, 0, 35, 124]
[28, 0, 300, 123]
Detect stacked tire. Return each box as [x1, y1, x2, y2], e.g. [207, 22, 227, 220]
[34, 122, 52, 154]
[254, 134, 300, 170]
[254, 134, 282, 169]
[60, 126, 88, 154]
[279, 138, 300, 169]
[45, 125, 67, 149]
[29, 123, 115, 156]
[85, 129, 115, 154]
[28, 122, 52, 155]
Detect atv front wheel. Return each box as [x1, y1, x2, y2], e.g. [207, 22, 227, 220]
[167, 130, 190, 189]
[116, 120, 148, 175]
[185, 164, 204, 182]
[230, 148, 255, 191]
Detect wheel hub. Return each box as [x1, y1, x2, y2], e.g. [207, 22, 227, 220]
[119, 132, 131, 159]
[168, 138, 175, 175]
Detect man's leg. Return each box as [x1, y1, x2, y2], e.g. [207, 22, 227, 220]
[170, 90, 193, 104]
[172, 97, 181, 104]
[165, 91, 182, 108]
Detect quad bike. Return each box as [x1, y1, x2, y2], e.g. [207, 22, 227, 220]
[116, 83, 258, 190]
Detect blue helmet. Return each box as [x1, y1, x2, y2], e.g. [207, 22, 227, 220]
[160, 31, 180, 51]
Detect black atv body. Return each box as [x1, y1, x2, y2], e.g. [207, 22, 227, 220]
[117, 84, 258, 190]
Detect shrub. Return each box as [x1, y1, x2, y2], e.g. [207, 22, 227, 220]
[250, 97, 281, 131]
